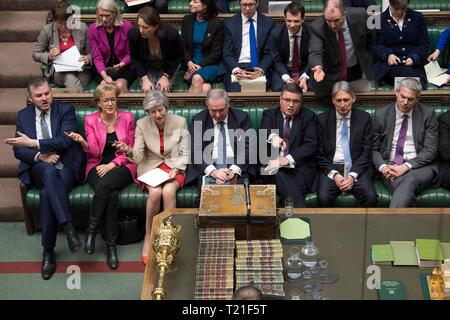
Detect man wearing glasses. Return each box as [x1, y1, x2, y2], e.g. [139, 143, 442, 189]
[260, 83, 318, 208]
[220, 0, 274, 92]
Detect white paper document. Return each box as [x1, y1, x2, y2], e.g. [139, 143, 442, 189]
[137, 168, 170, 188]
[425, 60, 449, 86]
[53, 46, 84, 72]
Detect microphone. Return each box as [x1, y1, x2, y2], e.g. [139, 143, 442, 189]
[243, 178, 251, 215]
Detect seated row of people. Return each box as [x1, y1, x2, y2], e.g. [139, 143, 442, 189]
[5, 76, 450, 279]
[32, 0, 450, 98]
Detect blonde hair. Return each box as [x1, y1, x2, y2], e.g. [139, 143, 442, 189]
[95, 0, 123, 27]
[93, 83, 121, 109]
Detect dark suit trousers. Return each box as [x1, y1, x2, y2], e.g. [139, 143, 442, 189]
[317, 166, 377, 207]
[272, 168, 309, 208]
[382, 166, 435, 208]
[30, 162, 76, 250]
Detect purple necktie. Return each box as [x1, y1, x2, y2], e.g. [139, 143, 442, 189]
[283, 117, 291, 156]
[394, 114, 408, 165]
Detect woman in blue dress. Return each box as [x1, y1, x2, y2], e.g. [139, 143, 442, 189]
[428, 27, 450, 85]
[181, 0, 223, 93]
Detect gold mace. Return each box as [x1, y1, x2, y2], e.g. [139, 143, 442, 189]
[151, 217, 181, 300]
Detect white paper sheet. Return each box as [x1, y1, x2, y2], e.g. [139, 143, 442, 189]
[53, 46, 84, 72]
[137, 167, 170, 188]
[425, 61, 449, 86]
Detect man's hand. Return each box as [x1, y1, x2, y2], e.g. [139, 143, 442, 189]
[210, 168, 235, 184]
[311, 66, 324, 82]
[339, 176, 354, 192]
[382, 164, 409, 181]
[233, 68, 246, 80]
[38, 152, 60, 164]
[4, 132, 38, 148]
[243, 69, 262, 80]
[299, 77, 308, 92]
[268, 157, 289, 168]
[96, 163, 117, 178]
[270, 136, 287, 150]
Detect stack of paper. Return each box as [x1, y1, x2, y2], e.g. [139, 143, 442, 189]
[415, 239, 444, 268]
[425, 60, 449, 86]
[53, 46, 84, 72]
[124, 0, 152, 6]
[137, 167, 170, 188]
[390, 241, 418, 266]
[371, 244, 394, 265]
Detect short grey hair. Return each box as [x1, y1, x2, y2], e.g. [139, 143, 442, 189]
[142, 90, 169, 111]
[397, 77, 422, 93]
[27, 77, 49, 95]
[332, 81, 356, 98]
[206, 89, 230, 106]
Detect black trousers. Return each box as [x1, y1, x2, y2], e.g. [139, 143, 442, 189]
[87, 166, 133, 243]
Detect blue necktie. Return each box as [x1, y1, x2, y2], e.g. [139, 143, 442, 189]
[249, 18, 258, 68]
[341, 118, 352, 171]
[216, 122, 227, 168]
[40, 112, 64, 170]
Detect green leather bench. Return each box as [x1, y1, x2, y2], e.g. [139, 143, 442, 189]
[22, 105, 450, 235]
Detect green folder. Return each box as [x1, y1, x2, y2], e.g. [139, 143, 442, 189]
[416, 239, 444, 261]
[378, 280, 406, 300]
[390, 240, 418, 266]
[440, 242, 450, 260]
[371, 244, 394, 265]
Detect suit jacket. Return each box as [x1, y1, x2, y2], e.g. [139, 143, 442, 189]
[130, 113, 190, 178]
[83, 110, 137, 183]
[221, 12, 274, 74]
[185, 107, 255, 185]
[309, 7, 374, 97]
[260, 107, 318, 188]
[372, 102, 439, 172]
[438, 110, 450, 187]
[266, 23, 310, 78]
[181, 14, 223, 67]
[128, 24, 183, 79]
[13, 101, 85, 186]
[316, 108, 373, 177]
[370, 8, 429, 82]
[87, 20, 133, 74]
[32, 21, 91, 79]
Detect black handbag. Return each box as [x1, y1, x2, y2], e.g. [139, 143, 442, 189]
[117, 215, 145, 245]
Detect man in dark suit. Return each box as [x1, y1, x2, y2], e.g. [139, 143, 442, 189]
[372, 78, 439, 207]
[438, 110, 450, 190]
[317, 81, 377, 207]
[309, 0, 373, 101]
[260, 83, 318, 208]
[5, 78, 85, 280]
[220, 0, 274, 92]
[185, 89, 255, 196]
[266, 1, 310, 92]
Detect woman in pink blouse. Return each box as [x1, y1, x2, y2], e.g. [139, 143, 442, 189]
[66, 83, 137, 270]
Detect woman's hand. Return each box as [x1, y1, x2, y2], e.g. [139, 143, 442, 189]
[168, 168, 178, 181]
[96, 163, 117, 178]
[387, 54, 401, 66]
[64, 131, 87, 147]
[49, 46, 60, 60]
[428, 49, 440, 62]
[157, 75, 171, 92]
[79, 55, 90, 65]
[187, 61, 201, 74]
[112, 140, 129, 153]
[142, 77, 154, 93]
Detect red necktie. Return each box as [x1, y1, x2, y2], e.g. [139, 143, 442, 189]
[291, 34, 299, 83]
[338, 30, 347, 81]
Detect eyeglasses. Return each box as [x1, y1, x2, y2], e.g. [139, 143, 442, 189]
[240, 3, 257, 9]
[281, 96, 301, 104]
[99, 98, 116, 104]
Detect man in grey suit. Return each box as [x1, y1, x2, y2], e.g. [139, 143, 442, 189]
[308, 0, 373, 101]
[372, 78, 439, 207]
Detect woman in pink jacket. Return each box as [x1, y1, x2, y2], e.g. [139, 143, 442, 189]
[88, 0, 136, 92]
[66, 83, 137, 270]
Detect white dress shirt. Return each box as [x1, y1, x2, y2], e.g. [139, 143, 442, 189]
[238, 13, 258, 64]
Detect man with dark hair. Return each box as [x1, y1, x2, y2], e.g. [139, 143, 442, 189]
[260, 83, 318, 207]
[220, 0, 274, 92]
[5, 77, 85, 280]
[309, 0, 373, 101]
[232, 285, 263, 300]
[372, 78, 439, 207]
[266, 1, 311, 92]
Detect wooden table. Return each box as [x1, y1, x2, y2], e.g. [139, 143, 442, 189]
[140, 208, 450, 300]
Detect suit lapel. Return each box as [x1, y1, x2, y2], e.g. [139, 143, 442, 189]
[236, 15, 243, 55]
[25, 104, 37, 139]
[386, 105, 396, 152]
[256, 13, 264, 52]
[49, 104, 59, 137]
[281, 27, 289, 63]
[324, 20, 340, 58]
[329, 111, 337, 152]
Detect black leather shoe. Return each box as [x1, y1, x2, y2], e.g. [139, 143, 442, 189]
[41, 250, 56, 280]
[106, 246, 119, 270]
[66, 230, 81, 253]
[84, 229, 96, 254]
